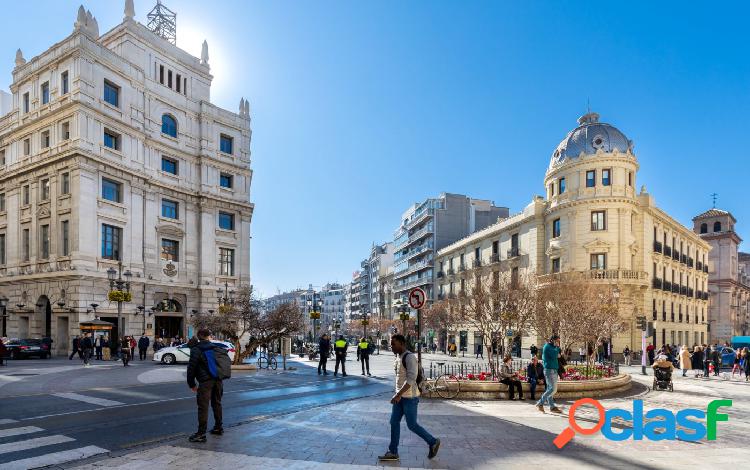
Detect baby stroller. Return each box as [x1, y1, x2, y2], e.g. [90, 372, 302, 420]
[653, 365, 674, 391]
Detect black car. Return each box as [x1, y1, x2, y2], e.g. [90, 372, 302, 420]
[3, 338, 51, 359]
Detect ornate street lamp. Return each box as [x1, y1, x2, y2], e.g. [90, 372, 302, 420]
[0, 295, 8, 337]
[307, 292, 321, 341]
[107, 261, 132, 338]
[217, 281, 234, 307]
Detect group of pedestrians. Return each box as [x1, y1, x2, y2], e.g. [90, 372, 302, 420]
[676, 344, 750, 380]
[315, 334, 376, 377]
[67, 333, 162, 367]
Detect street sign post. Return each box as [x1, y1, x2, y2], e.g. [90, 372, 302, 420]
[408, 288, 427, 365]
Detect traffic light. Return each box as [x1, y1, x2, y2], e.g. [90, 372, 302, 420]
[636, 316, 647, 331]
[646, 322, 655, 337]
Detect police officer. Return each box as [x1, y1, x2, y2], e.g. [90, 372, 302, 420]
[318, 334, 331, 375]
[334, 335, 348, 377]
[357, 337, 372, 376]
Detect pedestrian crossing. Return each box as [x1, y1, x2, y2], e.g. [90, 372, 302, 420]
[0, 423, 107, 469]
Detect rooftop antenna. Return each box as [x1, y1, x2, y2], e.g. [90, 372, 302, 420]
[147, 0, 176, 45]
[711, 193, 718, 208]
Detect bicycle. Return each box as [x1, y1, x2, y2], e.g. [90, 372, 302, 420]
[423, 362, 460, 399]
[257, 350, 278, 370]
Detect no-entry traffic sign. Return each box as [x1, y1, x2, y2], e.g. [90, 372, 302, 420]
[408, 287, 427, 309]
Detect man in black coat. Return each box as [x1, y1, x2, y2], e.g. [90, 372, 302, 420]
[138, 334, 150, 360]
[318, 334, 330, 375]
[69, 335, 81, 360]
[187, 330, 224, 443]
[526, 356, 545, 401]
[80, 333, 94, 366]
[711, 346, 721, 376]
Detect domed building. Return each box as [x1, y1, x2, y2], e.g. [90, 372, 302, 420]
[435, 113, 709, 357]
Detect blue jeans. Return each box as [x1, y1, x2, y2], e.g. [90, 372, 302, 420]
[536, 368, 558, 408]
[389, 397, 436, 455]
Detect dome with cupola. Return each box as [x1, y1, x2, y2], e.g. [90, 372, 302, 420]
[549, 112, 634, 170]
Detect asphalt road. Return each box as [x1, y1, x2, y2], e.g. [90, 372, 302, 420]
[0, 357, 391, 469]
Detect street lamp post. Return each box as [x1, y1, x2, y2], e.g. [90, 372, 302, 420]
[361, 309, 369, 340]
[307, 292, 320, 342]
[0, 296, 8, 337]
[107, 261, 132, 339]
[397, 302, 410, 341]
[216, 281, 235, 307]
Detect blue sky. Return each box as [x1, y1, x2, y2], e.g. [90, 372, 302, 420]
[3, 1, 748, 297]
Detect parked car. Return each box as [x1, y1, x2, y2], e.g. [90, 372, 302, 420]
[153, 341, 235, 365]
[3, 338, 51, 359]
[715, 346, 737, 368]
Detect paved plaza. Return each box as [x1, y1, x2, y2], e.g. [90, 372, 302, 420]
[63, 359, 750, 469]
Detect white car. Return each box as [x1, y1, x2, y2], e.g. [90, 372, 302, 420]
[153, 341, 235, 365]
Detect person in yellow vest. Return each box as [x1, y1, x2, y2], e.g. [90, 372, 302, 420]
[357, 337, 372, 376]
[334, 335, 348, 377]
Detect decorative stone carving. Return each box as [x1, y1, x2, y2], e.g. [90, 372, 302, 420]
[244, 99, 250, 118]
[201, 40, 209, 65]
[583, 238, 613, 253]
[124, 0, 135, 20]
[239, 98, 245, 117]
[15, 49, 26, 67]
[163, 262, 177, 277]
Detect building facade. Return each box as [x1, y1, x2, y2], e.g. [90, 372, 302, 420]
[392, 193, 508, 308]
[436, 112, 709, 356]
[693, 209, 750, 342]
[0, 3, 253, 354]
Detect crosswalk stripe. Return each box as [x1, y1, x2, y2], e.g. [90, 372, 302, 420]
[0, 419, 18, 425]
[0, 426, 44, 438]
[52, 392, 125, 407]
[0, 434, 74, 454]
[2, 445, 108, 470]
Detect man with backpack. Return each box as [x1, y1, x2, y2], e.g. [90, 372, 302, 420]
[378, 334, 440, 462]
[318, 334, 330, 375]
[187, 329, 231, 443]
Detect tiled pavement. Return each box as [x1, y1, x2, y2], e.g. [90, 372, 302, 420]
[72, 367, 750, 469]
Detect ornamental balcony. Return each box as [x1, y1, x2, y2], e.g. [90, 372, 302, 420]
[473, 258, 482, 268]
[653, 241, 663, 253]
[652, 278, 663, 289]
[663, 281, 672, 292]
[490, 253, 500, 264]
[664, 246, 672, 257]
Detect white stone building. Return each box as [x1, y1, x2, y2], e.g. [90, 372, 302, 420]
[0, 2, 253, 354]
[436, 112, 709, 356]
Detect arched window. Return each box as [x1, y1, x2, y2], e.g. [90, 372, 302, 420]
[700, 223, 707, 234]
[713, 221, 722, 233]
[161, 114, 177, 138]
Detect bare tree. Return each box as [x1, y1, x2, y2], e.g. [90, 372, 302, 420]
[191, 287, 304, 364]
[444, 268, 538, 376]
[534, 274, 627, 375]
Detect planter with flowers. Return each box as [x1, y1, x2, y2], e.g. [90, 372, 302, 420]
[424, 367, 631, 400]
[107, 290, 132, 302]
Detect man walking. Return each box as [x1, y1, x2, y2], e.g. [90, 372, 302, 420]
[120, 336, 132, 366]
[69, 335, 81, 360]
[318, 334, 330, 375]
[187, 329, 226, 443]
[334, 335, 348, 377]
[357, 337, 371, 376]
[80, 333, 94, 367]
[138, 334, 150, 361]
[623, 346, 631, 366]
[536, 334, 562, 414]
[378, 334, 440, 462]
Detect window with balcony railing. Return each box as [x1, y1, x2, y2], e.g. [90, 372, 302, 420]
[653, 241, 663, 253]
[664, 246, 672, 257]
[663, 281, 672, 292]
[652, 278, 663, 289]
[490, 253, 500, 263]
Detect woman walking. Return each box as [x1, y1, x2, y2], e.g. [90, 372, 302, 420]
[679, 345, 691, 377]
[691, 346, 704, 377]
[731, 350, 741, 378]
